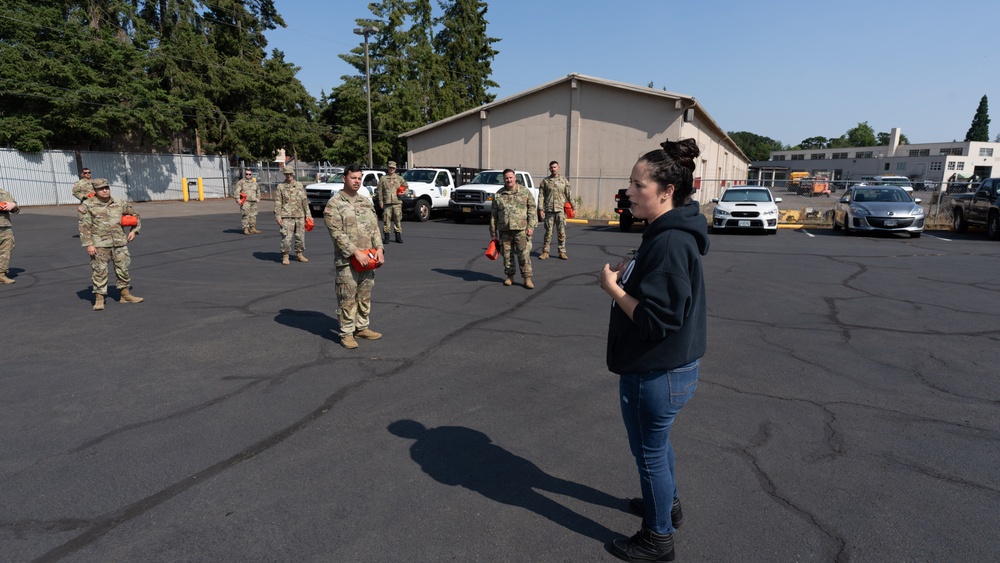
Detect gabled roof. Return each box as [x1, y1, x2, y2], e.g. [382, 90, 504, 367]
[400, 73, 749, 162]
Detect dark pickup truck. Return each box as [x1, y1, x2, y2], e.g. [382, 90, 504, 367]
[951, 177, 1000, 239]
[614, 188, 645, 232]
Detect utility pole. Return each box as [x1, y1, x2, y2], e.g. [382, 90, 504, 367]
[354, 25, 379, 168]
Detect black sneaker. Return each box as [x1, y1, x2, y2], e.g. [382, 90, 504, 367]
[607, 527, 675, 562]
[628, 497, 683, 530]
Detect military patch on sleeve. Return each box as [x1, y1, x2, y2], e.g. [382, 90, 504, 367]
[77, 205, 87, 213]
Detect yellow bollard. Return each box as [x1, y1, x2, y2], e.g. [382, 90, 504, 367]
[197, 177, 205, 201]
[181, 177, 189, 202]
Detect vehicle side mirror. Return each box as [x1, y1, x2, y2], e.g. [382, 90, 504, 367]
[774, 197, 782, 204]
[711, 198, 719, 203]
[913, 198, 922, 204]
[839, 196, 848, 203]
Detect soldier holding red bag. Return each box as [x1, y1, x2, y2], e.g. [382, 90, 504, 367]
[78, 178, 143, 311]
[324, 164, 385, 350]
[0, 186, 18, 285]
[377, 160, 407, 244]
[233, 168, 261, 235]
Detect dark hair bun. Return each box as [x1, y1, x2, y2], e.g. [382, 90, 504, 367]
[659, 138, 699, 172]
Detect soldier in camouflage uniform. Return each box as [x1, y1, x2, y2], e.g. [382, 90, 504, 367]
[233, 169, 261, 235]
[71, 168, 94, 202]
[78, 178, 143, 310]
[377, 160, 408, 243]
[324, 164, 385, 350]
[537, 160, 574, 260]
[490, 169, 537, 289]
[274, 166, 310, 265]
[0, 187, 19, 284]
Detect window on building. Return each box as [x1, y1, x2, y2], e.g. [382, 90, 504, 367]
[831, 152, 848, 159]
[855, 151, 873, 158]
[810, 153, 825, 160]
[947, 162, 956, 170]
[773, 155, 785, 161]
[896, 162, 906, 171]
[791, 154, 804, 160]
[908, 149, 930, 157]
[956, 162, 965, 170]
[884, 163, 891, 171]
[939, 148, 963, 156]
[980, 148, 994, 157]
[930, 162, 942, 171]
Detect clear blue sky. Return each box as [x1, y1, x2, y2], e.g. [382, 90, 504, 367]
[265, 0, 999, 146]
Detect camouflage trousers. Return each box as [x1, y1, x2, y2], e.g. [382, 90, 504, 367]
[240, 201, 259, 230]
[541, 210, 567, 253]
[279, 217, 306, 254]
[382, 203, 402, 234]
[0, 227, 13, 274]
[335, 264, 375, 337]
[499, 229, 532, 278]
[90, 246, 131, 295]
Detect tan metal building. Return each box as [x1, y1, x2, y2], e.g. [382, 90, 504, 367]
[400, 73, 750, 215]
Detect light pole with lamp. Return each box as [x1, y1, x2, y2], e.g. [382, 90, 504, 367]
[354, 25, 378, 169]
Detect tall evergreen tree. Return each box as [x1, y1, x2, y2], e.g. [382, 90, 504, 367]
[432, 0, 498, 120]
[965, 95, 990, 142]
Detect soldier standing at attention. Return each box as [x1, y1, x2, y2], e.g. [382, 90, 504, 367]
[537, 160, 574, 260]
[72, 168, 94, 202]
[490, 169, 536, 289]
[234, 168, 261, 235]
[0, 186, 18, 284]
[377, 160, 407, 244]
[324, 164, 384, 350]
[274, 166, 309, 265]
[78, 178, 143, 311]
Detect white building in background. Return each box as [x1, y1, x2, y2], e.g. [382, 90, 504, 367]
[750, 128, 1000, 191]
[400, 73, 750, 210]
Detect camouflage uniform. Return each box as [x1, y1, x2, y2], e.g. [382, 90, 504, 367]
[538, 174, 573, 255]
[377, 172, 408, 237]
[274, 178, 309, 255]
[233, 177, 260, 232]
[78, 194, 141, 295]
[324, 190, 384, 338]
[490, 184, 537, 280]
[0, 188, 18, 283]
[72, 178, 94, 202]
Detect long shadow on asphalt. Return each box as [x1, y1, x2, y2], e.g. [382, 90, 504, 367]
[432, 268, 505, 283]
[275, 308, 339, 341]
[389, 419, 626, 543]
[253, 251, 287, 263]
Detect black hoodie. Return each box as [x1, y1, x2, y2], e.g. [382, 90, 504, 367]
[606, 202, 710, 374]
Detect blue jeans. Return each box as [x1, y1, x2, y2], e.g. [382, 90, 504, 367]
[619, 360, 699, 534]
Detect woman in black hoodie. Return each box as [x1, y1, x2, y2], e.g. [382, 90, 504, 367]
[599, 138, 709, 562]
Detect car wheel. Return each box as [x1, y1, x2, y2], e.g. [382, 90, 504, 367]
[619, 215, 634, 232]
[843, 216, 852, 234]
[453, 214, 466, 224]
[832, 214, 841, 231]
[953, 209, 968, 233]
[413, 199, 431, 222]
[988, 212, 1000, 240]
[909, 231, 921, 238]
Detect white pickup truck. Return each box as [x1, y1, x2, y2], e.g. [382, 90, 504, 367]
[448, 170, 536, 223]
[399, 168, 456, 221]
[305, 170, 384, 217]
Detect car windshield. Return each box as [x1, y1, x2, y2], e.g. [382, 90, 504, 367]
[402, 169, 437, 183]
[852, 188, 909, 203]
[325, 173, 344, 183]
[469, 171, 504, 185]
[720, 189, 772, 203]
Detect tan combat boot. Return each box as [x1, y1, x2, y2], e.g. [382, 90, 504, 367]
[558, 251, 568, 260]
[243, 228, 250, 235]
[281, 253, 289, 265]
[340, 334, 359, 349]
[296, 252, 309, 263]
[121, 288, 144, 303]
[0, 273, 14, 284]
[524, 277, 534, 289]
[93, 294, 105, 311]
[354, 328, 382, 340]
[250, 226, 261, 234]
[503, 277, 513, 286]
[538, 251, 549, 260]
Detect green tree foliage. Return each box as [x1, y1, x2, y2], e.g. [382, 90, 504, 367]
[798, 136, 829, 150]
[876, 131, 909, 145]
[846, 121, 877, 147]
[432, 0, 499, 119]
[727, 131, 784, 161]
[965, 95, 990, 142]
[0, 0, 319, 160]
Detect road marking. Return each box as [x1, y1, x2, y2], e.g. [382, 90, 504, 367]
[923, 233, 952, 241]
[799, 229, 816, 238]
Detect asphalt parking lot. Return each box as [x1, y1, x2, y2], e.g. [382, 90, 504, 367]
[2, 200, 999, 561]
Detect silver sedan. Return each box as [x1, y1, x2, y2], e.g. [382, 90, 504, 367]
[833, 185, 925, 238]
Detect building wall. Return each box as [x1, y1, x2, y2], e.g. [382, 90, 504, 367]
[404, 75, 749, 213]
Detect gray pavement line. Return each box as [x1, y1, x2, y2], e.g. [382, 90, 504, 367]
[32, 269, 586, 562]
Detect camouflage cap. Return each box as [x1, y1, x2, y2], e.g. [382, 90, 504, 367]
[282, 166, 295, 174]
[91, 178, 110, 189]
[387, 161, 397, 168]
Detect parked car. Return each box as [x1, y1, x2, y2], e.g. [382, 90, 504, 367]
[951, 177, 1000, 239]
[711, 186, 781, 234]
[614, 188, 645, 232]
[833, 185, 924, 238]
[305, 170, 384, 217]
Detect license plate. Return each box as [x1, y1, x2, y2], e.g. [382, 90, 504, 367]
[884, 220, 897, 227]
[462, 207, 472, 213]
[738, 220, 751, 227]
